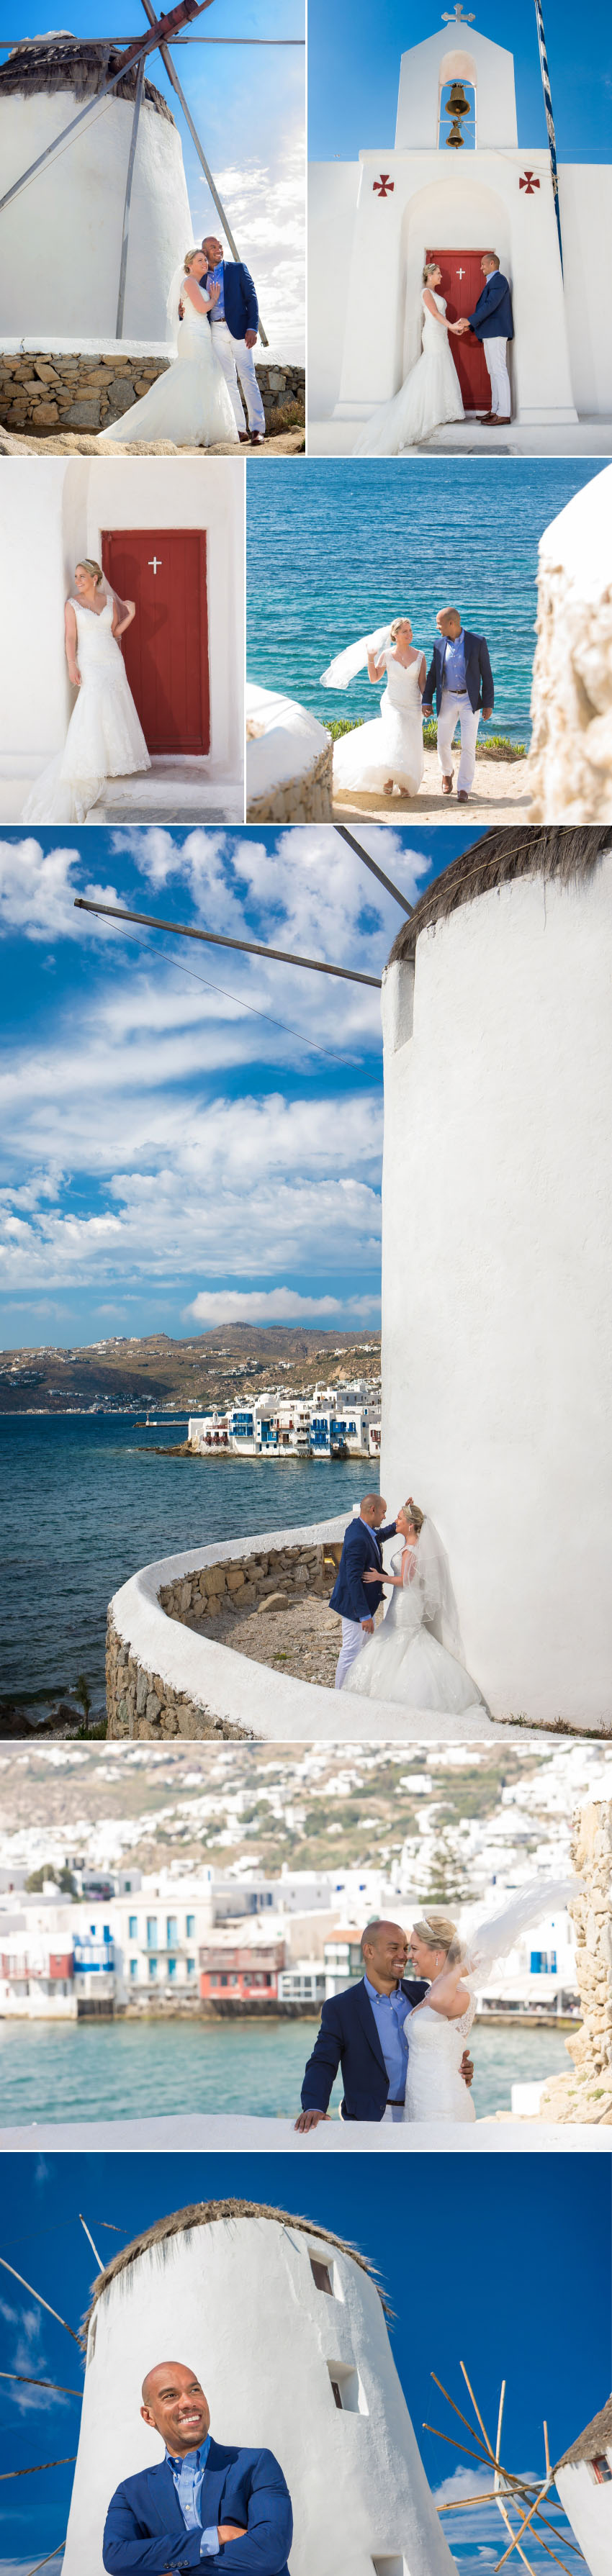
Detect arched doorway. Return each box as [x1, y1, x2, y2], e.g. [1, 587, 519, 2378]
[426, 247, 490, 408]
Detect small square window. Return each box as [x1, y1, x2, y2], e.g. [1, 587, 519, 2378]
[310, 2257, 333, 2296]
[592, 2456, 612, 2484]
[326, 2362, 366, 2415]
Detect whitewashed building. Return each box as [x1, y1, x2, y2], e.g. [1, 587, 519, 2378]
[63, 2200, 455, 2576]
[380, 828, 612, 1728]
[0, 454, 244, 823]
[554, 2400, 612, 2576]
[0, 35, 192, 345]
[309, 9, 612, 442]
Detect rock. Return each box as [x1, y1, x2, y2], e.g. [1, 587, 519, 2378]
[253, 1591, 288, 1614]
[63, 399, 102, 428]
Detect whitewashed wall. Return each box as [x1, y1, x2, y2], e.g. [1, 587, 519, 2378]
[307, 163, 358, 417]
[555, 2458, 612, 2576]
[557, 166, 612, 416]
[380, 859, 612, 1727]
[63, 2213, 454, 2576]
[0, 90, 192, 343]
[0, 456, 244, 779]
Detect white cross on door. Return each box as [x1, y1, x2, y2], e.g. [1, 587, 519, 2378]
[456, 265, 466, 279]
[148, 556, 163, 574]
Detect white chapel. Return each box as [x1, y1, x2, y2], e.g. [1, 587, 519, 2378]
[309, 6, 612, 445]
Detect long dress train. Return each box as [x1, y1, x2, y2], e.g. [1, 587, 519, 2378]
[99, 297, 239, 448]
[22, 598, 150, 826]
[354, 292, 464, 456]
[343, 1534, 486, 1715]
[333, 651, 425, 796]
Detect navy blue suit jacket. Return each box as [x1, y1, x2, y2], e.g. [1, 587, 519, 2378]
[103, 2440, 292, 2575]
[468, 270, 513, 342]
[424, 629, 494, 716]
[301, 1975, 428, 2120]
[328, 1516, 397, 1623]
[215, 260, 258, 341]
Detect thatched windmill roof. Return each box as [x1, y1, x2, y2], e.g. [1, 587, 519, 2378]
[387, 828, 611, 967]
[83, 2198, 390, 2338]
[555, 2395, 612, 2471]
[0, 37, 175, 122]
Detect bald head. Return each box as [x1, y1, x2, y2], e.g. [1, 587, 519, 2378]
[140, 2362, 210, 2454]
[361, 1917, 410, 1992]
[436, 607, 462, 638]
[360, 1493, 387, 1527]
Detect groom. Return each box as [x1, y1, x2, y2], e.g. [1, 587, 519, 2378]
[294, 1919, 474, 2126]
[103, 2360, 293, 2572]
[456, 251, 514, 427]
[328, 1492, 397, 1689]
[201, 234, 266, 446]
[423, 607, 494, 801]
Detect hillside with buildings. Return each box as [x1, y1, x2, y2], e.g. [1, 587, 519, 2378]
[0, 1327, 382, 1416]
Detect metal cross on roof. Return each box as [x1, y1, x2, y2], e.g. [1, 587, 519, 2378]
[0, 4, 274, 343]
[441, 6, 476, 24]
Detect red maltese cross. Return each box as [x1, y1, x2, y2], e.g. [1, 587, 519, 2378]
[373, 173, 395, 198]
[519, 170, 541, 194]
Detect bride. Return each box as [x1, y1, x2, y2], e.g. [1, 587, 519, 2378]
[403, 1881, 579, 2125]
[353, 261, 465, 456]
[22, 559, 150, 826]
[343, 1499, 487, 1714]
[320, 616, 425, 798]
[99, 249, 238, 449]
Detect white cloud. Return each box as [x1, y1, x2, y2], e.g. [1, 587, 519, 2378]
[0, 839, 122, 944]
[186, 1285, 379, 1324]
[194, 137, 305, 363]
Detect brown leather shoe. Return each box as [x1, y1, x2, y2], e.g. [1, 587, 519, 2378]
[238, 431, 249, 443]
[485, 415, 510, 426]
[250, 431, 266, 446]
[457, 788, 469, 801]
[441, 772, 453, 795]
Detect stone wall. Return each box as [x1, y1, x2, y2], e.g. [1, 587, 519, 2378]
[528, 466, 612, 823]
[107, 1540, 329, 1737]
[246, 741, 333, 824]
[538, 1800, 612, 2123]
[0, 350, 305, 438]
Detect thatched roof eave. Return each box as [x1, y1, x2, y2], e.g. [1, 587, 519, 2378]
[0, 39, 176, 122]
[387, 828, 611, 969]
[81, 2197, 391, 2341]
[555, 2395, 612, 2472]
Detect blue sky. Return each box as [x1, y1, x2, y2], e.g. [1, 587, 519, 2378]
[308, 0, 612, 161]
[0, 823, 476, 1352]
[2, 4, 305, 358]
[0, 2151, 608, 2574]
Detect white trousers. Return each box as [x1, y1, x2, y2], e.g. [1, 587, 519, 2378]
[335, 1615, 366, 1689]
[437, 690, 481, 794]
[210, 318, 266, 434]
[482, 336, 511, 417]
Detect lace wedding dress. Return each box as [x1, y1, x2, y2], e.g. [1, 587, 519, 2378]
[343, 1532, 486, 1715]
[333, 651, 425, 796]
[22, 597, 150, 826]
[99, 293, 239, 448]
[353, 292, 464, 456]
[405, 1998, 477, 2125]
[402, 1876, 579, 2125]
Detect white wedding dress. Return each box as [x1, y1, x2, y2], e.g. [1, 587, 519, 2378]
[354, 292, 464, 456]
[402, 1877, 579, 2125]
[22, 597, 150, 826]
[343, 1527, 486, 1715]
[405, 1998, 477, 2125]
[99, 294, 238, 448]
[333, 650, 425, 797]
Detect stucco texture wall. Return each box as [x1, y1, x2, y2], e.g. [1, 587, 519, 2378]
[0, 91, 192, 342]
[380, 858, 612, 1727]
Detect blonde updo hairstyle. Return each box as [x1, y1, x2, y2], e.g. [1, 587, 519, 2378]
[413, 1910, 462, 1966]
[184, 247, 207, 272]
[403, 1498, 424, 1533]
[423, 260, 440, 286]
[76, 559, 104, 588]
[390, 615, 411, 642]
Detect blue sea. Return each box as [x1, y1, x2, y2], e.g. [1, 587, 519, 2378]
[0, 1417, 372, 1726]
[246, 456, 602, 744]
[0, 2010, 570, 2128]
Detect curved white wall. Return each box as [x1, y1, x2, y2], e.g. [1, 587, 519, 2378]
[0, 91, 192, 342]
[380, 859, 612, 1727]
[555, 2459, 612, 2576]
[63, 2213, 454, 2576]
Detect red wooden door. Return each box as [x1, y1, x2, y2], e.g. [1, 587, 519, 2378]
[101, 530, 210, 754]
[426, 248, 491, 411]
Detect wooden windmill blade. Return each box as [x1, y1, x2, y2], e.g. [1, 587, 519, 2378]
[140, 0, 270, 347]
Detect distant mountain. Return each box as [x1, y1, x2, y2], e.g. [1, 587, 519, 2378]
[0, 1326, 382, 1414]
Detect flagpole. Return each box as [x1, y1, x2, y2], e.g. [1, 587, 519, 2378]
[534, 0, 564, 272]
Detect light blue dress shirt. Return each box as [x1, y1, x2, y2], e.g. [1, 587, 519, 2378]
[442, 628, 467, 692]
[167, 2436, 219, 2557]
[209, 261, 225, 322]
[364, 1974, 412, 2104]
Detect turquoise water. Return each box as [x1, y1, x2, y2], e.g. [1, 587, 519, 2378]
[246, 456, 602, 743]
[0, 1416, 372, 1725]
[0, 2011, 570, 2126]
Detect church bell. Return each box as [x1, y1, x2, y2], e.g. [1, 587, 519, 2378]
[445, 79, 470, 149]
